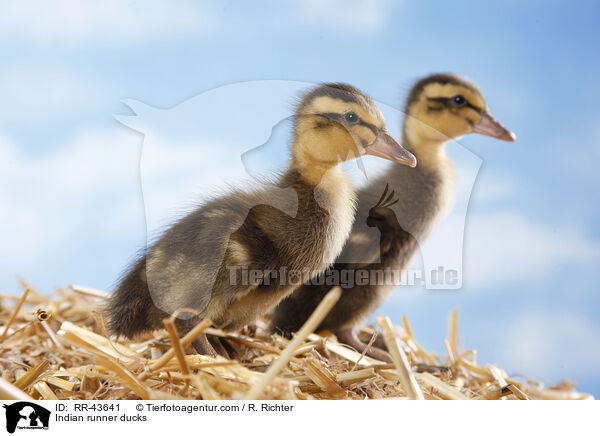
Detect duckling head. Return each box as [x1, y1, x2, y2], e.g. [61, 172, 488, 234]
[292, 83, 416, 182]
[404, 73, 516, 147]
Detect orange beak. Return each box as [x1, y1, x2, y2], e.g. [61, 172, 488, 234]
[472, 112, 516, 142]
[365, 132, 417, 167]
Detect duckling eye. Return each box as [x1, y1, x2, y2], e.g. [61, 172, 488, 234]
[344, 112, 359, 124]
[451, 95, 467, 107]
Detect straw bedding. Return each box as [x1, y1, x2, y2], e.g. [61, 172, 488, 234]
[0, 284, 593, 400]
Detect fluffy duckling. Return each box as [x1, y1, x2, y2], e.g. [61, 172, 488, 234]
[106, 83, 416, 355]
[272, 74, 515, 360]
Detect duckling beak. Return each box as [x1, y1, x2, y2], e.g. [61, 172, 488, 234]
[472, 112, 516, 142]
[365, 132, 417, 167]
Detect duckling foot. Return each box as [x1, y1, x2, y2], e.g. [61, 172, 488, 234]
[192, 334, 218, 358]
[336, 328, 392, 363]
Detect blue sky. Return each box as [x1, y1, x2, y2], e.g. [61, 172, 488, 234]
[1, 1, 599, 395]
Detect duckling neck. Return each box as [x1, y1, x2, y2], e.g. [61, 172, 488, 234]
[288, 138, 355, 221]
[402, 129, 448, 172]
[287, 156, 353, 206]
[290, 150, 340, 187]
[402, 119, 450, 173]
[286, 156, 356, 267]
[394, 120, 455, 228]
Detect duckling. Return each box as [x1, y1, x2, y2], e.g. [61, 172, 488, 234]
[271, 74, 516, 360]
[106, 83, 416, 355]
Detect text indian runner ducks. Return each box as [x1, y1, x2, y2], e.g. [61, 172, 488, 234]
[106, 83, 417, 355]
[271, 74, 516, 360]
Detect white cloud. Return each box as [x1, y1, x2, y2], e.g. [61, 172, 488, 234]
[0, 68, 95, 121]
[411, 203, 599, 292]
[138, 134, 256, 233]
[561, 124, 600, 187]
[462, 211, 599, 288]
[0, 0, 402, 46]
[350, 156, 597, 292]
[499, 310, 600, 380]
[297, 0, 401, 32]
[472, 174, 518, 202]
[0, 130, 141, 263]
[0, 121, 266, 295]
[0, 126, 260, 268]
[0, 1, 211, 44]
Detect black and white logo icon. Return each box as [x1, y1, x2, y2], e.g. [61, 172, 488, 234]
[2, 402, 50, 433]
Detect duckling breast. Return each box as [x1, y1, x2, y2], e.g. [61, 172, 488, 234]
[313, 166, 357, 266]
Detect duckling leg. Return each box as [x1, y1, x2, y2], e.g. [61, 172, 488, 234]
[207, 335, 231, 359]
[412, 363, 450, 374]
[192, 334, 218, 357]
[336, 328, 392, 363]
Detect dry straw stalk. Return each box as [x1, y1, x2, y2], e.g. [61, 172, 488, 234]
[0, 283, 594, 400]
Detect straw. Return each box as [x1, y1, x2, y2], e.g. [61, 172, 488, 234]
[14, 360, 50, 390]
[0, 378, 33, 400]
[448, 308, 459, 360]
[70, 285, 110, 300]
[0, 283, 593, 400]
[33, 381, 59, 400]
[415, 372, 469, 400]
[0, 288, 30, 342]
[140, 318, 211, 380]
[245, 286, 342, 400]
[377, 316, 424, 400]
[163, 318, 191, 377]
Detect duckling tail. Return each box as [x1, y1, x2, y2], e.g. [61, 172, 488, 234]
[105, 255, 163, 338]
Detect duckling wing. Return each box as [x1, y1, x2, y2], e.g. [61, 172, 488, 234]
[143, 183, 299, 320]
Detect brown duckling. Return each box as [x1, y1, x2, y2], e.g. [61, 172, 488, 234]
[271, 74, 515, 360]
[106, 83, 416, 355]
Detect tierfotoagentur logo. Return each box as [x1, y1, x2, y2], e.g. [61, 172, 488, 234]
[227, 265, 459, 288]
[2, 402, 50, 433]
[115, 80, 482, 319]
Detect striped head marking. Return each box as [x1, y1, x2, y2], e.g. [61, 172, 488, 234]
[294, 83, 415, 169]
[406, 73, 515, 143]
